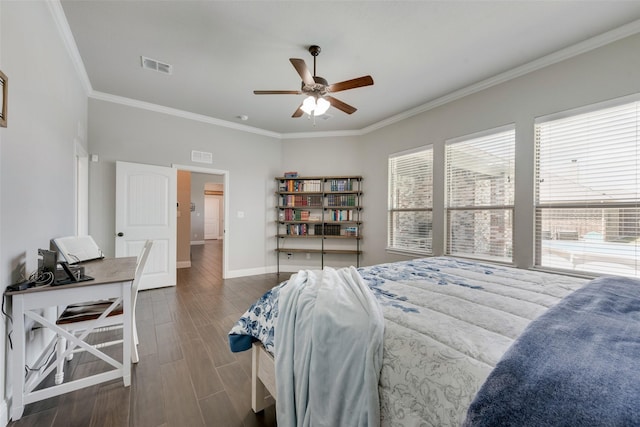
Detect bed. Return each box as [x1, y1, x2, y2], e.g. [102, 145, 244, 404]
[229, 256, 640, 426]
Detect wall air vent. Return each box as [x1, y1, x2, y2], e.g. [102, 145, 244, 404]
[191, 150, 213, 164]
[141, 56, 173, 75]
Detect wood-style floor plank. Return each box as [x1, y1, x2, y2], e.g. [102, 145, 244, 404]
[160, 360, 205, 427]
[198, 391, 244, 427]
[51, 362, 101, 427]
[89, 381, 130, 427]
[180, 337, 225, 399]
[9, 240, 279, 427]
[130, 353, 166, 427]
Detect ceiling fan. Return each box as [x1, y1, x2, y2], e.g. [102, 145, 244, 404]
[254, 45, 374, 118]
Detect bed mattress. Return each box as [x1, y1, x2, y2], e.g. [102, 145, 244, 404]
[229, 257, 588, 426]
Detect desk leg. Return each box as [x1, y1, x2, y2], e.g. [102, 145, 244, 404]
[11, 295, 25, 421]
[122, 283, 132, 387]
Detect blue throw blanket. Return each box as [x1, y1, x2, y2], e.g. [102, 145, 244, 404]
[464, 275, 640, 426]
[275, 267, 385, 427]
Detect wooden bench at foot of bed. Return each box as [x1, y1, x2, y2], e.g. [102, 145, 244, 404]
[251, 342, 276, 413]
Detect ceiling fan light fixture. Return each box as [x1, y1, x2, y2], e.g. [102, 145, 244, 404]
[301, 96, 316, 115]
[315, 97, 330, 115]
[300, 95, 330, 116]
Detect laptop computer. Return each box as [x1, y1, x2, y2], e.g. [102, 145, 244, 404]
[52, 236, 104, 265]
[53, 261, 94, 286]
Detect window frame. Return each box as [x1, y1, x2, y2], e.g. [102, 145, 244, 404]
[534, 94, 640, 278]
[445, 124, 516, 263]
[387, 145, 433, 256]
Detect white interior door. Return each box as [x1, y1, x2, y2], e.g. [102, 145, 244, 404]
[116, 161, 177, 289]
[204, 195, 220, 239]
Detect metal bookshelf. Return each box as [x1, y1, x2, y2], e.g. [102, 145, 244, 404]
[275, 176, 362, 274]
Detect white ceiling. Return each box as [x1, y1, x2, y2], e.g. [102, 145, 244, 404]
[59, 1, 640, 136]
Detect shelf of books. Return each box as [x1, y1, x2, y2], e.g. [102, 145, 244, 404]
[275, 175, 362, 273]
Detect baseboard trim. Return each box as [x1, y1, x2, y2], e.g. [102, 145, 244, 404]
[276, 264, 318, 273]
[176, 261, 191, 269]
[226, 266, 273, 278]
[190, 240, 205, 246]
[226, 264, 317, 278]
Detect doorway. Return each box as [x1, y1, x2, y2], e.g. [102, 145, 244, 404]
[173, 164, 229, 278]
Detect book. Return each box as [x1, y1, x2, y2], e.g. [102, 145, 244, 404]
[52, 235, 104, 264]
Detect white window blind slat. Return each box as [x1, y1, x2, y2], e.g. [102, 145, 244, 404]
[535, 100, 639, 278]
[445, 127, 515, 262]
[388, 146, 433, 254]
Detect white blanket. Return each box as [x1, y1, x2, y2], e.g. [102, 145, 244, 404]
[275, 266, 385, 427]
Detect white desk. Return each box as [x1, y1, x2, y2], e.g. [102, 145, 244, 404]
[7, 257, 137, 421]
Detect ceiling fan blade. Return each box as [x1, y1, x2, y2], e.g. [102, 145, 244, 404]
[292, 105, 304, 118]
[254, 90, 302, 95]
[328, 75, 374, 93]
[325, 96, 357, 114]
[290, 58, 314, 86]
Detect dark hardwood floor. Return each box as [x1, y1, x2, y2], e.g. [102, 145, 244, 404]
[10, 240, 280, 427]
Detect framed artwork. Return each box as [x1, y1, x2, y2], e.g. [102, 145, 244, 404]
[0, 70, 6, 127]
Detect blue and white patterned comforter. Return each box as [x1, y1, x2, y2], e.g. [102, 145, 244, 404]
[229, 257, 588, 426]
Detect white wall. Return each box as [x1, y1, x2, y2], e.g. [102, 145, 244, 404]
[281, 135, 362, 176]
[87, 99, 281, 277]
[358, 32, 640, 268]
[0, 1, 88, 423]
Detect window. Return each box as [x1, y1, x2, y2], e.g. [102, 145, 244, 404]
[388, 146, 433, 254]
[535, 98, 639, 278]
[446, 126, 515, 262]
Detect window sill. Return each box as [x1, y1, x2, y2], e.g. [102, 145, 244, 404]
[385, 247, 432, 258]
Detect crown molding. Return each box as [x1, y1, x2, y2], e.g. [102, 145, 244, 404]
[280, 129, 364, 139]
[90, 91, 282, 139]
[48, 0, 92, 95]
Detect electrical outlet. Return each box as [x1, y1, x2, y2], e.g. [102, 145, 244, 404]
[306, 253, 311, 260]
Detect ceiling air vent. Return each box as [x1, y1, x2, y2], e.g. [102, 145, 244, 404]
[141, 56, 173, 75]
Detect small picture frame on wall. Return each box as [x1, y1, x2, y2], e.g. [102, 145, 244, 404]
[0, 70, 6, 127]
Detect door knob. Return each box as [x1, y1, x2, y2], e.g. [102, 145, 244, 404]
[117, 232, 124, 237]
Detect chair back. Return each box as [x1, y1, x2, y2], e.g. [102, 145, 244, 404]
[132, 240, 153, 305]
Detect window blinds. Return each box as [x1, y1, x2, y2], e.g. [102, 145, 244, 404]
[388, 146, 433, 254]
[535, 100, 639, 278]
[445, 127, 515, 262]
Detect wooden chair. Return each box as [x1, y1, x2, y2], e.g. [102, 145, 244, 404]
[54, 240, 153, 385]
